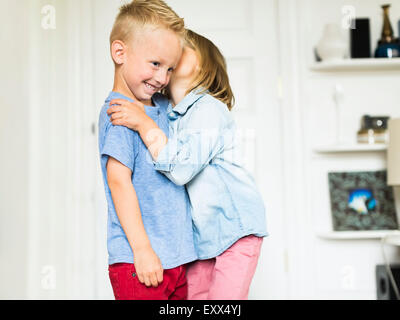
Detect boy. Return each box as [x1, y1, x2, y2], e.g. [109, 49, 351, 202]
[98, 0, 197, 300]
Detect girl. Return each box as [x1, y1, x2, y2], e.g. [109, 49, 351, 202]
[107, 29, 268, 300]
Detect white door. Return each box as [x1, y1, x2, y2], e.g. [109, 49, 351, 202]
[93, 0, 288, 299]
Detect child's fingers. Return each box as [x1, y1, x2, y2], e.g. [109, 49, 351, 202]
[107, 106, 121, 115]
[109, 99, 145, 112]
[111, 119, 124, 127]
[109, 99, 127, 106]
[143, 274, 152, 287]
[137, 273, 145, 285]
[110, 111, 123, 120]
[108, 106, 131, 117]
[150, 273, 159, 288]
[156, 269, 163, 284]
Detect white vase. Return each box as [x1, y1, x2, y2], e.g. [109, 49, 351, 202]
[316, 24, 347, 62]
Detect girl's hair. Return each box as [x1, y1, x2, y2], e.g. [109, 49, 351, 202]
[184, 29, 235, 111]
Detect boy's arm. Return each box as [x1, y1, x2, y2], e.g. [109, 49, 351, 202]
[107, 157, 163, 287]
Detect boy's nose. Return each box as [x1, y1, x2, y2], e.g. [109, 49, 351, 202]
[154, 70, 169, 86]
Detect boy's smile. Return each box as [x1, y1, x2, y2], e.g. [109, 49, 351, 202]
[121, 26, 182, 106]
[144, 81, 162, 95]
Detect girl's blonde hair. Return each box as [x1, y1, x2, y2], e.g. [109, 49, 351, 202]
[110, 0, 185, 46]
[184, 29, 235, 111]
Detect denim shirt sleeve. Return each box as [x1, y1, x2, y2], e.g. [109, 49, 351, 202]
[154, 101, 229, 186]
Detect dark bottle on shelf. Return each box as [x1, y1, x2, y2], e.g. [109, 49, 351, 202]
[375, 4, 400, 58]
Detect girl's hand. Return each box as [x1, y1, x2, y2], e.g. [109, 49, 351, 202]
[107, 99, 147, 131]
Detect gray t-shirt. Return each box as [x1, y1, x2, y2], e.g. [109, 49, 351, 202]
[98, 91, 197, 269]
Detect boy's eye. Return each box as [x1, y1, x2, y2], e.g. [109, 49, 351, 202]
[167, 67, 174, 72]
[152, 62, 160, 67]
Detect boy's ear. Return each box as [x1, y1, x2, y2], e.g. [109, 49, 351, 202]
[111, 40, 126, 65]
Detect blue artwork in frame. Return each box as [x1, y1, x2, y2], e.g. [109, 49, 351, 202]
[328, 170, 398, 231]
[348, 189, 376, 215]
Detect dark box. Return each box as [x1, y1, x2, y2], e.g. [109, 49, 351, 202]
[376, 264, 400, 300]
[361, 115, 390, 130]
[351, 18, 371, 58]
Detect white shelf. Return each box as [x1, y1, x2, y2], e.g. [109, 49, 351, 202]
[313, 143, 387, 153]
[384, 235, 400, 246]
[317, 230, 400, 240]
[310, 58, 400, 72]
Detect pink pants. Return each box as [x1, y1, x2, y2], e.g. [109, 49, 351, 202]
[186, 235, 263, 300]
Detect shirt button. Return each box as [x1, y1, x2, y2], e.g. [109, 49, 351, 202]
[168, 111, 178, 121]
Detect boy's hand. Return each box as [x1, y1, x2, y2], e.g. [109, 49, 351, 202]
[133, 246, 164, 287]
[108, 99, 147, 131]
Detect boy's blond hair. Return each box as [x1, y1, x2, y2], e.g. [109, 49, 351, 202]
[110, 0, 185, 47]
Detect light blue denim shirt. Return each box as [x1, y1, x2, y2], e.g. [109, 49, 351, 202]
[153, 90, 268, 260]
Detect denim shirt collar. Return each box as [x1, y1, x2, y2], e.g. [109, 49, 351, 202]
[167, 89, 207, 120]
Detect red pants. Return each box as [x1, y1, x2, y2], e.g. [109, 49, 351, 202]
[108, 263, 188, 300]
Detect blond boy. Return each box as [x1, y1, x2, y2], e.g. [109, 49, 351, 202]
[98, 0, 196, 300]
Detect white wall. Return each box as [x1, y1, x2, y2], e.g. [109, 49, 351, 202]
[26, 0, 98, 299]
[0, 0, 30, 299]
[281, 0, 400, 299]
[0, 0, 98, 299]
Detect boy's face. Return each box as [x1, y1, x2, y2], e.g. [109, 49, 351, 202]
[123, 27, 182, 105]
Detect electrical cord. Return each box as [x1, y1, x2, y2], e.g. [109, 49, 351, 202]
[380, 235, 400, 300]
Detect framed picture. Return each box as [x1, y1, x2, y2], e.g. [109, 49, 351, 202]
[328, 170, 398, 231]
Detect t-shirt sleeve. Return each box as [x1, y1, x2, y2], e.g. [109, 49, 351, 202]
[101, 123, 136, 172]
